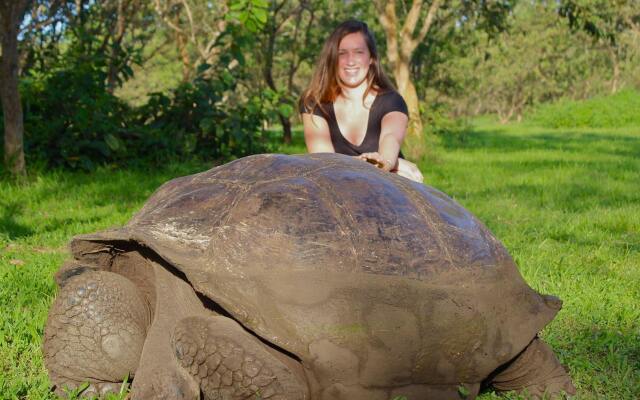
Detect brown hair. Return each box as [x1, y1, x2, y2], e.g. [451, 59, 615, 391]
[299, 20, 395, 116]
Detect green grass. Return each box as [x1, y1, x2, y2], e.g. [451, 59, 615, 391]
[527, 89, 640, 129]
[1, 122, 639, 399]
[432, 122, 640, 399]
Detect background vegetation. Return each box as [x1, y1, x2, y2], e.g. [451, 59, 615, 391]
[1, 0, 639, 174]
[0, 0, 638, 399]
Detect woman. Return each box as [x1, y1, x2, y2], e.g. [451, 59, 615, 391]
[299, 20, 423, 183]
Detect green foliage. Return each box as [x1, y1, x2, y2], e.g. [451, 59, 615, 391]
[22, 59, 134, 170]
[424, 106, 472, 138]
[19, 22, 272, 170]
[137, 70, 271, 163]
[227, 0, 269, 33]
[527, 89, 640, 128]
[22, 64, 270, 170]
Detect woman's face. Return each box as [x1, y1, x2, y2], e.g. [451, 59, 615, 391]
[337, 32, 372, 88]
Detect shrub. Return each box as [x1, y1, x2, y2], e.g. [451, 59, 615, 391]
[135, 72, 270, 164]
[22, 62, 134, 170]
[20, 62, 270, 170]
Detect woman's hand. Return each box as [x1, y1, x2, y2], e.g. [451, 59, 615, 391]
[395, 158, 424, 183]
[357, 152, 394, 171]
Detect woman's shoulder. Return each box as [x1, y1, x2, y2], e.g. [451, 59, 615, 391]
[375, 90, 408, 115]
[299, 100, 332, 118]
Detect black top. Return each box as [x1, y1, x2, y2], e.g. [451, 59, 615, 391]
[301, 90, 409, 156]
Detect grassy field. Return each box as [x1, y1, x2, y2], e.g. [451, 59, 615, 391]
[1, 121, 638, 399]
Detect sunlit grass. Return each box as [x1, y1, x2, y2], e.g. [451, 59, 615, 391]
[1, 122, 638, 398]
[425, 122, 640, 399]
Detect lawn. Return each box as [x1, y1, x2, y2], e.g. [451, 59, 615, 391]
[1, 121, 638, 399]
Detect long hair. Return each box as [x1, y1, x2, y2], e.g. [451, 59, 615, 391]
[299, 20, 395, 116]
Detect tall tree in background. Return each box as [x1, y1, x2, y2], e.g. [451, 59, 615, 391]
[102, 0, 154, 93]
[373, 0, 512, 152]
[0, 0, 30, 177]
[375, 0, 442, 145]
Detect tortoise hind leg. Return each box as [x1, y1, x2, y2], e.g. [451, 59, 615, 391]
[489, 337, 576, 399]
[172, 315, 309, 400]
[43, 269, 151, 397]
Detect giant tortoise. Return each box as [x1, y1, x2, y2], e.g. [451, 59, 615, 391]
[43, 153, 576, 399]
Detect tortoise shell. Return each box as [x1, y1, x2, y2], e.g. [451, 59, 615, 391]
[70, 153, 559, 388]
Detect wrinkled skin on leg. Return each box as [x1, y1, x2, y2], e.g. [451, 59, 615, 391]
[43, 252, 309, 399]
[43, 270, 150, 397]
[489, 337, 576, 399]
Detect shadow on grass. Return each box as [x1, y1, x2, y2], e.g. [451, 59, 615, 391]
[0, 201, 34, 240]
[465, 179, 638, 212]
[441, 128, 640, 159]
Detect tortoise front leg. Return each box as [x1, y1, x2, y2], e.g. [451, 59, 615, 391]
[489, 337, 576, 399]
[43, 269, 151, 397]
[129, 259, 309, 400]
[171, 315, 310, 400]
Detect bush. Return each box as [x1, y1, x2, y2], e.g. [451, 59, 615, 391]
[20, 61, 270, 170]
[527, 89, 640, 128]
[136, 72, 270, 164]
[22, 62, 134, 170]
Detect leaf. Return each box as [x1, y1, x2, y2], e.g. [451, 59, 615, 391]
[229, 0, 247, 11]
[251, 0, 269, 8]
[199, 117, 215, 133]
[277, 103, 294, 118]
[253, 8, 268, 25]
[221, 70, 235, 86]
[104, 134, 121, 151]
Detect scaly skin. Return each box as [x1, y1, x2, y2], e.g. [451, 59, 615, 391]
[44, 253, 309, 399]
[43, 270, 150, 396]
[172, 316, 309, 400]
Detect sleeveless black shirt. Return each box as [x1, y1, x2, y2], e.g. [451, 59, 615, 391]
[301, 90, 409, 156]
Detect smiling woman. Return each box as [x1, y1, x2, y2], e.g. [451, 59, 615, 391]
[299, 20, 423, 183]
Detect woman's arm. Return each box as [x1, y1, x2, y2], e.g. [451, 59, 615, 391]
[302, 113, 335, 153]
[378, 111, 408, 170]
[359, 111, 407, 171]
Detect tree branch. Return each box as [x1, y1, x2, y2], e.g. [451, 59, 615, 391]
[400, 0, 423, 42]
[403, 0, 442, 57]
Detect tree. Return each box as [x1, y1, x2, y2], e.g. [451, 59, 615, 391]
[559, 0, 640, 93]
[153, 0, 230, 81]
[373, 0, 512, 154]
[375, 0, 442, 144]
[464, 2, 604, 122]
[0, 0, 30, 177]
[259, 0, 323, 144]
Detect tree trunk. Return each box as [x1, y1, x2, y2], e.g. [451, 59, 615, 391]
[394, 59, 423, 141]
[262, 18, 292, 144]
[377, 0, 443, 158]
[176, 31, 191, 82]
[279, 113, 292, 145]
[0, 0, 29, 177]
[106, 0, 128, 93]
